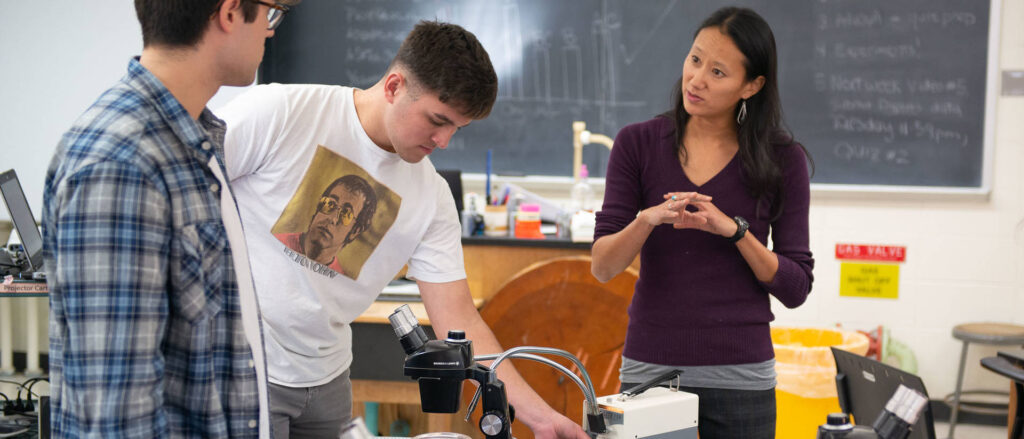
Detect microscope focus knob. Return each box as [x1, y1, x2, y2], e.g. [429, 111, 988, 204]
[480, 412, 506, 436]
[446, 330, 466, 341]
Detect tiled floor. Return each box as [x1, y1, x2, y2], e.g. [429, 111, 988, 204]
[934, 420, 1008, 439]
[1, 375, 1016, 439]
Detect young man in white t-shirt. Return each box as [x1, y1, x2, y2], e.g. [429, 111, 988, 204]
[219, 21, 589, 439]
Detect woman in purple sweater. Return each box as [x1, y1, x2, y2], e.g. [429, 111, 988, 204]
[591, 7, 814, 438]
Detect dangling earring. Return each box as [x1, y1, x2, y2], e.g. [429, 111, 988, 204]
[736, 99, 748, 125]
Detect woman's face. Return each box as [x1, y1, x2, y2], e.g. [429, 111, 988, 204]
[681, 27, 764, 121]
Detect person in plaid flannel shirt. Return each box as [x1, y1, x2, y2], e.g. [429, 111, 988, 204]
[42, 0, 299, 437]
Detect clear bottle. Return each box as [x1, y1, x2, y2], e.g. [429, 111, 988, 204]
[507, 193, 523, 237]
[570, 164, 595, 213]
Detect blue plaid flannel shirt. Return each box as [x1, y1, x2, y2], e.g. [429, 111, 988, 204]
[43, 58, 262, 438]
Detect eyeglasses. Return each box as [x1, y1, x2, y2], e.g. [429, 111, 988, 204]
[248, 0, 291, 30]
[317, 197, 356, 226]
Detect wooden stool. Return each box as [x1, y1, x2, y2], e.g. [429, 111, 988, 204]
[472, 256, 637, 439]
[948, 323, 1024, 438]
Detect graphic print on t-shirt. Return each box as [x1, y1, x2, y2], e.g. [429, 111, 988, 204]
[271, 146, 400, 280]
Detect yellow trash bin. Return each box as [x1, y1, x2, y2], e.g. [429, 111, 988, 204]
[772, 326, 869, 439]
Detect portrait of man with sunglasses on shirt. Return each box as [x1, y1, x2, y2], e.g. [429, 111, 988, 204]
[274, 174, 378, 276]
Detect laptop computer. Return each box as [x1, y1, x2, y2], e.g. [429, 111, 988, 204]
[0, 169, 45, 280]
[832, 347, 936, 439]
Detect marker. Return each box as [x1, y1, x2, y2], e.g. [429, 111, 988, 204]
[497, 186, 510, 206]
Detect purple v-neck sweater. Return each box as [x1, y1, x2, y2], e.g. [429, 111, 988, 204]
[594, 116, 814, 366]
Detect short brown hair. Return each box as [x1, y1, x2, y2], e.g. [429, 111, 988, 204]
[135, 0, 260, 48]
[389, 21, 498, 119]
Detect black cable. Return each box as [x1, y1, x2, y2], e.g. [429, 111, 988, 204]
[0, 379, 38, 399]
[0, 377, 48, 415]
[24, 377, 48, 398]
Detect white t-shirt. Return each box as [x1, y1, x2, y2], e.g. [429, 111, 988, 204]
[219, 84, 466, 387]
[207, 156, 271, 438]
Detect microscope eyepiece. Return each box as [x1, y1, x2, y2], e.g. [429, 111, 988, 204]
[389, 304, 419, 337]
[390, 304, 428, 354]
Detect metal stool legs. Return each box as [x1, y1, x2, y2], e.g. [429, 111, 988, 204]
[950, 323, 1024, 438]
[948, 340, 970, 438]
[1014, 381, 1024, 439]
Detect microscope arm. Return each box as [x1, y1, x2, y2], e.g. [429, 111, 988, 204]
[485, 346, 599, 405]
[466, 353, 595, 421]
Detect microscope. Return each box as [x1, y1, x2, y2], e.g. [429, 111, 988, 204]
[388, 305, 608, 439]
[816, 385, 929, 439]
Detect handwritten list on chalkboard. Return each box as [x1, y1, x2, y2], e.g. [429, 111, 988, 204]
[261, 0, 994, 190]
[793, 2, 990, 188]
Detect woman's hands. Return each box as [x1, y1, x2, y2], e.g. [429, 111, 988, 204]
[593, 191, 745, 283]
[657, 191, 738, 238]
[638, 192, 710, 227]
[642, 192, 779, 284]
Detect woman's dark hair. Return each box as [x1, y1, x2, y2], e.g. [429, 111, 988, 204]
[665, 7, 812, 220]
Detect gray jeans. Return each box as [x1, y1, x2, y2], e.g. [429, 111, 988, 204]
[270, 369, 353, 439]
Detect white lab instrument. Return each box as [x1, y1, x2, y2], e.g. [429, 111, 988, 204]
[584, 387, 699, 439]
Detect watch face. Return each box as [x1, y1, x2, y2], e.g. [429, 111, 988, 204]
[730, 216, 749, 243]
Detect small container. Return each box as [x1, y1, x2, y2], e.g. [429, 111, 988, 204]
[514, 203, 544, 239]
[570, 210, 596, 242]
[483, 205, 509, 236]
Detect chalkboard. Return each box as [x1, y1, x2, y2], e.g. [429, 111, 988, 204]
[261, 0, 995, 190]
